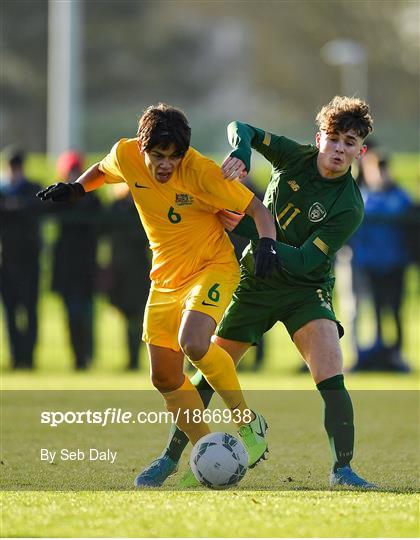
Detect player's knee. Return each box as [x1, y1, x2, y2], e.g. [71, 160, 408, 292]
[311, 361, 343, 385]
[180, 338, 209, 363]
[150, 372, 184, 393]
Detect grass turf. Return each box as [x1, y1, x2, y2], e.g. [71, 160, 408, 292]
[2, 491, 418, 538]
[1, 376, 419, 537]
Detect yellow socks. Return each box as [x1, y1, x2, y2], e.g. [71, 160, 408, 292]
[162, 376, 210, 444]
[163, 342, 252, 445]
[189, 342, 250, 426]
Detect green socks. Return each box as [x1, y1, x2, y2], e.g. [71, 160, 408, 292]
[317, 374, 354, 471]
[165, 370, 214, 462]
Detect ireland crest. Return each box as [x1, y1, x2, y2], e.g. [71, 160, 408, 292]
[308, 202, 326, 222]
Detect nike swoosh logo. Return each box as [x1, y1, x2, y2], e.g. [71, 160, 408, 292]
[201, 300, 217, 307]
[230, 401, 242, 411]
[135, 182, 150, 189]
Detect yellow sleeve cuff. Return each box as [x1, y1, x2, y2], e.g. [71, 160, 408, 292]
[98, 162, 124, 184]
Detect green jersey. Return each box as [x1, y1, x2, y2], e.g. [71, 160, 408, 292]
[228, 122, 365, 288]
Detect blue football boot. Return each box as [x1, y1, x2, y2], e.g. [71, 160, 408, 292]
[134, 455, 178, 488]
[330, 466, 377, 489]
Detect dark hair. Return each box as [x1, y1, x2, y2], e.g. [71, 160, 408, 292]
[5, 147, 25, 168]
[137, 103, 191, 156]
[316, 96, 374, 140]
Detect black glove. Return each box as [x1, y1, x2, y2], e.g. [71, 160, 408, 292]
[36, 182, 85, 202]
[253, 237, 281, 278]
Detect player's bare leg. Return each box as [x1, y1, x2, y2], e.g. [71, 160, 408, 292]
[293, 319, 376, 489]
[148, 344, 185, 393]
[293, 318, 343, 383]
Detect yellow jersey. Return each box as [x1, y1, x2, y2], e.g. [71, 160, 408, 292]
[98, 138, 254, 289]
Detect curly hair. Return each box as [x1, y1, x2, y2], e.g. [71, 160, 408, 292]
[137, 103, 191, 156]
[316, 96, 374, 139]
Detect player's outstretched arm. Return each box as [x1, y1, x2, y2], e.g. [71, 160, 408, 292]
[245, 195, 280, 278]
[36, 163, 105, 202]
[244, 196, 275, 240]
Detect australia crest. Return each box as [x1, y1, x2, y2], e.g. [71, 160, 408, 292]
[308, 202, 326, 222]
[175, 193, 193, 206]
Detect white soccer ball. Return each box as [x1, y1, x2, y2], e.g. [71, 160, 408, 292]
[190, 432, 248, 490]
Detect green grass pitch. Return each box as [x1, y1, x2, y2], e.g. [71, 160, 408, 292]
[1, 379, 419, 537]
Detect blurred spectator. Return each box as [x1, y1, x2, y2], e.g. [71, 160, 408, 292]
[50, 151, 102, 369]
[228, 176, 266, 371]
[101, 184, 150, 370]
[404, 202, 420, 267]
[0, 148, 43, 369]
[350, 149, 414, 372]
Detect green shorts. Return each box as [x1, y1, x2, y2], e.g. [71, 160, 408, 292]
[216, 271, 344, 344]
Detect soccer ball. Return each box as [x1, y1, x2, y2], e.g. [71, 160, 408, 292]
[190, 432, 248, 489]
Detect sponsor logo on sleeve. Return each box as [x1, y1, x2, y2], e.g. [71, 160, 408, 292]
[287, 179, 300, 192]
